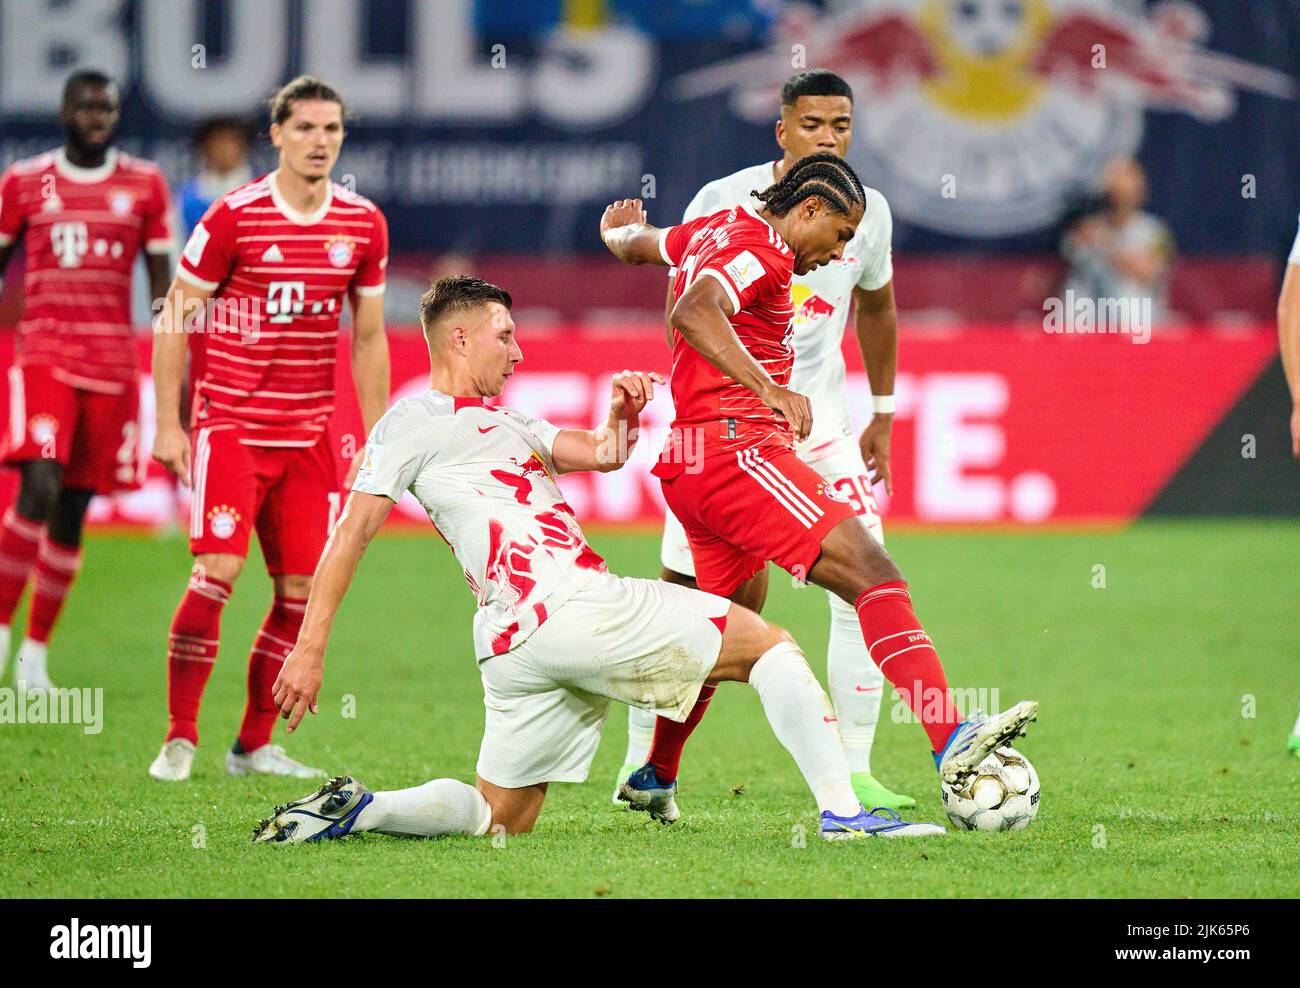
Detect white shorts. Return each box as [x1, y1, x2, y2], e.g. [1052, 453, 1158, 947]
[659, 436, 884, 577]
[475, 571, 730, 789]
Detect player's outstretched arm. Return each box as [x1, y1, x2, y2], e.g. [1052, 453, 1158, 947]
[151, 276, 214, 480]
[273, 490, 394, 732]
[1278, 263, 1300, 458]
[552, 371, 665, 474]
[600, 198, 668, 266]
[672, 276, 813, 442]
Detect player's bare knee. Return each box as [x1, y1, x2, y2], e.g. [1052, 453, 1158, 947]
[275, 573, 313, 599]
[194, 553, 243, 586]
[859, 541, 903, 587]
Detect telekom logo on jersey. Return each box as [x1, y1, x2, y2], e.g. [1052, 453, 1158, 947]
[50, 222, 88, 268]
[266, 281, 306, 324]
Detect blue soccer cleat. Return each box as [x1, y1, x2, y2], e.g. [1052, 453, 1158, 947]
[252, 775, 373, 844]
[935, 700, 1039, 787]
[819, 805, 947, 840]
[616, 763, 680, 824]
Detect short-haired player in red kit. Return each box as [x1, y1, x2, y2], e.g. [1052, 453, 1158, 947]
[601, 154, 1038, 828]
[0, 70, 174, 692]
[147, 76, 391, 781]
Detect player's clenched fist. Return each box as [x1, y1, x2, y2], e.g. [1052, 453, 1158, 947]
[273, 646, 323, 733]
[609, 370, 665, 419]
[760, 384, 813, 443]
[152, 421, 192, 482]
[600, 198, 648, 241]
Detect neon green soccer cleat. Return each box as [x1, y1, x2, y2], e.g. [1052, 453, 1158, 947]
[851, 772, 916, 811]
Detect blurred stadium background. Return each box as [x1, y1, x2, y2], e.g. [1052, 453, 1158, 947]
[1, 0, 1297, 529]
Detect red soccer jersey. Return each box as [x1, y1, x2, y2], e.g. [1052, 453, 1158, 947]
[176, 170, 388, 446]
[660, 203, 795, 447]
[0, 149, 172, 393]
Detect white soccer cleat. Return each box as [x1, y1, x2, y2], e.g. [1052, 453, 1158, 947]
[936, 700, 1039, 787]
[252, 775, 373, 844]
[227, 743, 327, 779]
[14, 641, 53, 693]
[149, 738, 197, 781]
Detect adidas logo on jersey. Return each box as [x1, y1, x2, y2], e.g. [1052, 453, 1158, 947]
[261, 244, 284, 262]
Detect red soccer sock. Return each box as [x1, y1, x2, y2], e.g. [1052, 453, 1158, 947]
[26, 537, 82, 644]
[855, 581, 961, 752]
[237, 596, 307, 753]
[648, 683, 717, 783]
[166, 573, 233, 744]
[0, 509, 44, 625]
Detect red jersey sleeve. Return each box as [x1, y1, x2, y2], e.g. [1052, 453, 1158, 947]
[177, 198, 236, 291]
[659, 215, 708, 268]
[0, 167, 24, 247]
[351, 207, 388, 297]
[143, 167, 175, 253]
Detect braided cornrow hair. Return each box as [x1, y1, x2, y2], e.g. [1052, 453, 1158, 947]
[751, 152, 866, 218]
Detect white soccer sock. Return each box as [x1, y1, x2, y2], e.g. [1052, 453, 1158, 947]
[624, 705, 656, 766]
[748, 640, 860, 817]
[354, 779, 493, 838]
[826, 592, 883, 775]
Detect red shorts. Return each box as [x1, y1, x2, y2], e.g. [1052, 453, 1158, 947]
[653, 438, 856, 596]
[1, 364, 141, 495]
[189, 426, 340, 575]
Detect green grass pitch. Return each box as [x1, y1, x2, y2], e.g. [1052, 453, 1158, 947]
[3, 520, 1297, 898]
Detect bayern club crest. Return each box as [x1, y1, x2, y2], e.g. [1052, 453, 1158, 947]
[818, 481, 852, 505]
[671, 0, 1294, 238]
[324, 235, 355, 268]
[108, 191, 134, 217]
[206, 505, 241, 540]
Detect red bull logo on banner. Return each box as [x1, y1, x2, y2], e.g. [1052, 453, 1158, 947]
[673, 0, 1294, 238]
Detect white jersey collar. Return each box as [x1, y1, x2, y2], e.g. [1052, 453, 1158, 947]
[54, 147, 118, 183]
[268, 168, 333, 225]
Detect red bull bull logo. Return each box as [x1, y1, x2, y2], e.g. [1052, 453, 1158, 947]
[672, 0, 1294, 238]
[791, 284, 837, 324]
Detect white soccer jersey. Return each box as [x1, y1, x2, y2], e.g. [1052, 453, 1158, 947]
[1289, 215, 1300, 265]
[352, 391, 607, 661]
[672, 161, 894, 450]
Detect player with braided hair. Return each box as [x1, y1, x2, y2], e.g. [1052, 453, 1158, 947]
[610, 73, 919, 813]
[750, 151, 866, 217]
[601, 148, 1038, 837]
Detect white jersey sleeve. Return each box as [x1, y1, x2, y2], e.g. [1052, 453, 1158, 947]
[1289, 215, 1300, 265]
[352, 400, 446, 502]
[856, 187, 894, 292]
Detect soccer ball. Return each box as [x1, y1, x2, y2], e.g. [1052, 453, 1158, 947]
[940, 746, 1039, 832]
